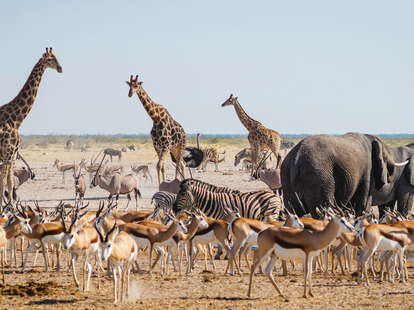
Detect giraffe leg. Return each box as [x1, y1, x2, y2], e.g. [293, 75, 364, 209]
[249, 142, 260, 174]
[0, 163, 8, 206]
[268, 137, 281, 169]
[156, 150, 168, 184]
[6, 162, 14, 205]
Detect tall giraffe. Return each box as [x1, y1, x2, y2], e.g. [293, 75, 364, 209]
[0, 48, 62, 205]
[126, 75, 186, 184]
[221, 94, 282, 171]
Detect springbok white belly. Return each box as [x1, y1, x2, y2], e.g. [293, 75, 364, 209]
[243, 231, 259, 247]
[132, 236, 150, 249]
[377, 236, 402, 251]
[42, 233, 64, 244]
[192, 230, 216, 245]
[272, 243, 306, 260]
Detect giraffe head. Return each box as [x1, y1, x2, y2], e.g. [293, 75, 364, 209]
[221, 94, 238, 107]
[42, 47, 62, 73]
[126, 75, 143, 97]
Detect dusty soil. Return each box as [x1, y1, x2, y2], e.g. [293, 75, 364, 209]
[1, 143, 413, 309]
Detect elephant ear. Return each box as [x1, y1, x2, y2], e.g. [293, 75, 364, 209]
[372, 140, 388, 190]
[404, 155, 414, 186]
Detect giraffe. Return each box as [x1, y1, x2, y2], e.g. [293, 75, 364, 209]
[126, 75, 186, 184]
[221, 94, 282, 172]
[0, 48, 62, 205]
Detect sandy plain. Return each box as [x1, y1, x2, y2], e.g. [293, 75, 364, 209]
[0, 141, 413, 310]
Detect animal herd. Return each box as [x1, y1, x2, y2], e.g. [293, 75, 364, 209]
[0, 48, 413, 305]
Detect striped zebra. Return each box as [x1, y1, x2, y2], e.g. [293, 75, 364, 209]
[151, 191, 176, 214]
[172, 179, 282, 220]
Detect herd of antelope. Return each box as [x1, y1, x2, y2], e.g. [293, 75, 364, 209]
[1, 146, 412, 303]
[1, 147, 413, 304]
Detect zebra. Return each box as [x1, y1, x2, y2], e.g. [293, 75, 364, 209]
[153, 180, 238, 216]
[172, 178, 281, 220]
[151, 191, 176, 215]
[172, 178, 282, 260]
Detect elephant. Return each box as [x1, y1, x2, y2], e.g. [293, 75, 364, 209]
[372, 143, 414, 217]
[281, 133, 410, 218]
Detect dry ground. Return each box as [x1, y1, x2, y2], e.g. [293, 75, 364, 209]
[0, 141, 412, 309]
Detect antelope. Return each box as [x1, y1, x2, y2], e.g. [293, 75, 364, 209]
[225, 209, 304, 275]
[73, 165, 86, 201]
[4, 201, 47, 267]
[187, 215, 233, 274]
[159, 178, 181, 194]
[81, 159, 108, 183]
[15, 205, 65, 272]
[164, 210, 209, 275]
[90, 168, 142, 211]
[94, 223, 137, 304]
[95, 204, 187, 275]
[356, 223, 411, 285]
[131, 164, 153, 184]
[247, 211, 354, 299]
[60, 207, 100, 291]
[251, 168, 281, 195]
[111, 210, 153, 223]
[4, 167, 34, 201]
[3, 152, 35, 201]
[104, 164, 125, 176]
[376, 220, 414, 283]
[53, 159, 81, 184]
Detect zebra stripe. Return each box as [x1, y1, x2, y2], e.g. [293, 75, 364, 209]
[173, 179, 281, 220]
[151, 191, 176, 212]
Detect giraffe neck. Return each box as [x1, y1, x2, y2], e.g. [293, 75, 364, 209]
[135, 86, 161, 123]
[233, 100, 258, 131]
[1, 58, 47, 129]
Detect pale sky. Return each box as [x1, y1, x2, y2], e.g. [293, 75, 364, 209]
[1, 1, 413, 135]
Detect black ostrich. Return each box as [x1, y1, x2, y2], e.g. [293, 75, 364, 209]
[170, 133, 204, 169]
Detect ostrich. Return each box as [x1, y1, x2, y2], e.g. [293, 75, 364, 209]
[170, 133, 204, 169]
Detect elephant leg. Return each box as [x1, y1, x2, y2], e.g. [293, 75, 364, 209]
[396, 189, 414, 217]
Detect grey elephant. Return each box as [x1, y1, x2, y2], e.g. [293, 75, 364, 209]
[372, 143, 414, 217]
[281, 133, 409, 218]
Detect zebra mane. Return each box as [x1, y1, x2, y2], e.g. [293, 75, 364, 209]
[181, 178, 241, 194]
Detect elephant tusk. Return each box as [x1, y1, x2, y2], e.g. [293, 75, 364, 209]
[393, 160, 409, 167]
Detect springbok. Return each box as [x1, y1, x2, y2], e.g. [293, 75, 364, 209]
[225, 209, 304, 275]
[95, 203, 187, 275]
[15, 204, 65, 272]
[131, 164, 153, 184]
[94, 223, 137, 304]
[356, 223, 411, 285]
[60, 207, 100, 291]
[54, 159, 84, 184]
[247, 211, 354, 299]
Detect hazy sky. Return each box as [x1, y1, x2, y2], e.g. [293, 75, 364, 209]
[1, 1, 414, 135]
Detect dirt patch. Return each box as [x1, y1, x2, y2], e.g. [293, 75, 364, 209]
[0, 281, 60, 297]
